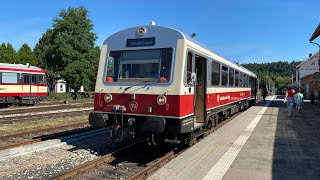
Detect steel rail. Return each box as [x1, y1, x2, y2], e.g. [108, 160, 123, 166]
[0, 122, 96, 151]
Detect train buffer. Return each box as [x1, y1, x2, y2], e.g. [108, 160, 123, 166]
[149, 95, 320, 180]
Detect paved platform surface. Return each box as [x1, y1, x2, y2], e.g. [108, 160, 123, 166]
[149, 95, 320, 180]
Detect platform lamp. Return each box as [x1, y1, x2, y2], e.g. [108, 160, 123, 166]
[309, 41, 320, 100]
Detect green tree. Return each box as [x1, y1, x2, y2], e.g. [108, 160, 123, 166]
[17, 43, 38, 66]
[34, 29, 53, 67]
[61, 60, 90, 92]
[35, 6, 99, 92]
[0, 43, 20, 64]
[0, 43, 6, 62]
[34, 29, 59, 91]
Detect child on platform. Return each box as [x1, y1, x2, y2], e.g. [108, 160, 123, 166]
[294, 89, 304, 116]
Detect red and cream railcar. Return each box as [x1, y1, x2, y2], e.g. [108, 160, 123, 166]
[0, 63, 47, 105]
[89, 24, 257, 144]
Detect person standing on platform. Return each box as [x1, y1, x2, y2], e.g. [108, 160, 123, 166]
[284, 86, 295, 116]
[294, 89, 304, 116]
[262, 89, 268, 101]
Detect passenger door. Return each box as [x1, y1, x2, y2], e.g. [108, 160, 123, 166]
[194, 54, 207, 123]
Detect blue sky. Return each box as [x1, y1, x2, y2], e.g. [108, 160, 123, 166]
[0, 0, 320, 64]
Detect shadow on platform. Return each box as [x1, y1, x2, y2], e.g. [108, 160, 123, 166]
[272, 96, 320, 179]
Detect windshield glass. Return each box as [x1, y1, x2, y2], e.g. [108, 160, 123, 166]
[106, 48, 173, 83]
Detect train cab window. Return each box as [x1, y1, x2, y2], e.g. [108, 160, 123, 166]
[2, 72, 18, 83]
[229, 68, 234, 86]
[221, 65, 228, 86]
[187, 52, 193, 84]
[107, 48, 173, 83]
[211, 61, 220, 85]
[235, 71, 239, 86]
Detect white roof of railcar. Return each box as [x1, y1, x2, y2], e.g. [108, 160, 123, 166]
[0, 63, 44, 73]
[104, 25, 257, 78]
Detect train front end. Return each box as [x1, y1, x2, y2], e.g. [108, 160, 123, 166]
[89, 25, 188, 144]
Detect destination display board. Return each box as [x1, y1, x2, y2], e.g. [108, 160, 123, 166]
[126, 37, 155, 47]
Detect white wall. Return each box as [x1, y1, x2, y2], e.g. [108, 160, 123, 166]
[54, 79, 84, 93]
[296, 52, 319, 86]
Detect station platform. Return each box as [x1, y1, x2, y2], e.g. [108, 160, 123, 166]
[149, 95, 320, 180]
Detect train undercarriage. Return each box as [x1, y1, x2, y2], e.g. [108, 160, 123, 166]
[89, 98, 255, 146]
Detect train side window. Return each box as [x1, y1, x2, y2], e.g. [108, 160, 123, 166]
[31, 75, 37, 84]
[239, 72, 243, 87]
[24, 74, 30, 84]
[243, 74, 247, 87]
[229, 68, 234, 86]
[0, 72, 2, 83]
[221, 65, 228, 86]
[211, 61, 220, 85]
[39, 75, 44, 84]
[249, 76, 254, 87]
[187, 52, 193, 84]
[235, 71, 239, 86]
[2, 72, 18, 83]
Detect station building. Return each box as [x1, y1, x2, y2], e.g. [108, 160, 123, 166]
[295, 52, 319, 98]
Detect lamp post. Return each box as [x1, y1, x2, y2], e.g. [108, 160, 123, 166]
[309, 41, 320, 100]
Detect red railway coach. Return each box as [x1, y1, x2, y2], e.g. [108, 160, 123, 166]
[0, 63, 47, 106]
[89, 23, 257, 145]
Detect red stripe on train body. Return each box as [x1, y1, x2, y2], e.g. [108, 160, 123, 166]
[94, 90, 251, 118]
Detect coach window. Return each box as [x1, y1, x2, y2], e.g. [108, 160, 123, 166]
[211, 61, 220, 85]
[235, 71, 239, 86]
[31, 75, 37, 84]
[249, 76, 252, 87]
[187, 52, 193, 84]
[24, 74, 30, 84]
[239, 72, 244, 87]
[221, 65, 228, 86]
[243, 74, 247, 87]
[2, 72, 18, 83]
[229, 68, 234, 86]
[39, 75, 44, 84]
[0, 72, 2, 83]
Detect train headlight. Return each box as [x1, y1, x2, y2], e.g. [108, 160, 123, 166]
[104, 93, 112, 103]
[138, 27, 146, 36]
[157, 95, 166, 105]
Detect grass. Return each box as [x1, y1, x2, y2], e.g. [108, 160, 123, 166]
[46, 92, 94, 101]
[0, 116, 88, 137]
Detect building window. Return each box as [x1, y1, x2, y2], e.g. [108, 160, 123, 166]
[211, 61, 220, 85]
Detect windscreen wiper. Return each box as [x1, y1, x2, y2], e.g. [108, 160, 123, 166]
[124, 80, 153, 91]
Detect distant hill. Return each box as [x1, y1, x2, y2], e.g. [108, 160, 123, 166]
[242, 61, 302, 92]
[242, 61, 302, 78]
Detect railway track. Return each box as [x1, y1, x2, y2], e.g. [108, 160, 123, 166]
[0, 121, 94, 150]
[0, 108, 93, 124]
[51, 106, 245, 180]
[0, 102, 93, 116]
[0, 126, 105, 161]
